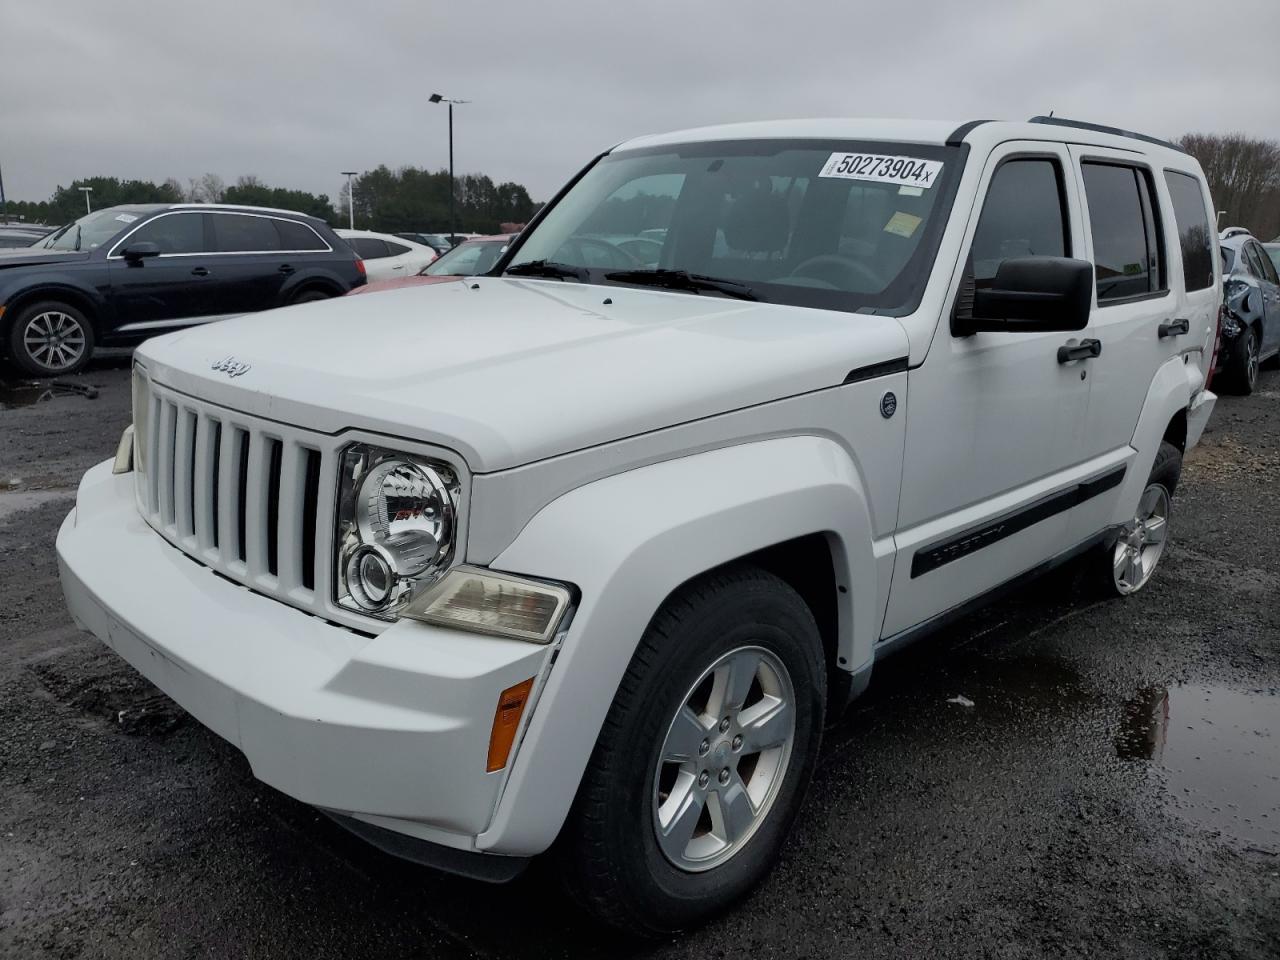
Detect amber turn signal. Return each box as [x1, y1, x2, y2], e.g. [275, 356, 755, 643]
[486, 677, 535, 772]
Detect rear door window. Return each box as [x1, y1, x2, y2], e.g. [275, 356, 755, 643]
[384, 241, 413, 257]
[969, 158, 1068, 284]
[1162, 171, 1214, 291]
[212, 214, 282, 253]
[1081, 162, 1165, 302]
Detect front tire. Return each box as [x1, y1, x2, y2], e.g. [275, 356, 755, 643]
[8, 301, 94, 377]
[558, 565, 826, 937]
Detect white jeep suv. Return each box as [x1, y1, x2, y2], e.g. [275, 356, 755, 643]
[57, 116, 1220, 935]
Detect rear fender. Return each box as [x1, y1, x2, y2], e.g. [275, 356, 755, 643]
[1111, 355, 1198, 524]
[475, 434, 882, 855]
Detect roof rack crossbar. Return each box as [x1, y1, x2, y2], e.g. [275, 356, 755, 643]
[1027, 116, 1186, 154]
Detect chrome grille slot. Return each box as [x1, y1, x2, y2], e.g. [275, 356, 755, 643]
[234, 428, 250, 565]
[300, 449, 321, 592]
[136, 382, 352, 620]
[175, 408, 197, 539]
[157, 400, 178, 528]
[265, 438, 283, 577]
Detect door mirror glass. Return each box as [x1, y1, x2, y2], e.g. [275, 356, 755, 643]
[961, 256, 1093, 333]
[122, 241, 162, 262]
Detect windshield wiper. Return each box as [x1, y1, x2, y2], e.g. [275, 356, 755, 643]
[504, 260, 588, 281]
[603, 269, 758, 301]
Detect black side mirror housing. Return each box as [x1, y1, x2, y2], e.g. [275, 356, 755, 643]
[954, 256, 1094, 335]
[122, 241, 161, 262]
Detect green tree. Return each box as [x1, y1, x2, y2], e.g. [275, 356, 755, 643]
[223, 176, 339, 222]
[351, 165, 535, 234]
[44, 176, 184, 224]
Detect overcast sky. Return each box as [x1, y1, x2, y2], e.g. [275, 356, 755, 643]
[3, 0, 1277, 205]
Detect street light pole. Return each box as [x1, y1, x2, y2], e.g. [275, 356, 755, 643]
[429, 93, 469, 244]
[341, 171, 358, 230]
[79, 187, 93, 214]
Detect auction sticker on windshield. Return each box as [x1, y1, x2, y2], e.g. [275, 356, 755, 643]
[819, 153, 943, 188]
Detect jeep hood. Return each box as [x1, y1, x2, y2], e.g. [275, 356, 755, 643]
[138, 278, 908, 472]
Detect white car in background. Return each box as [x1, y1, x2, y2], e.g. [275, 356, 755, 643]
[336, 229, 437, 281]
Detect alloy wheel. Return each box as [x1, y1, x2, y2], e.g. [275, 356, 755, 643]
[23, 311, 87, 373]
[1246, 333, 1259, 391]
[652, 645, 795, 872]
[1112, 482, 1171, 594]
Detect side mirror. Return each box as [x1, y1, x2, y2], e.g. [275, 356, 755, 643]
[122, 241, 161, 262]
[954, 257, 1093, 335]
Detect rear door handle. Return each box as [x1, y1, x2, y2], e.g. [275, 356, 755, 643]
[1057, 338, 1102, 364]
[191, 266, 210, 278]
[278, 264, 296, 275]
[1158, 318, 1190, 338]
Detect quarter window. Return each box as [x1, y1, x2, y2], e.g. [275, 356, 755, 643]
[970, 158, 1068, 283]
[212, 214, 282, 253]
[274, 219, 327, 251]
[126, 213, 206, 255]
[1082, 163, 1165, 302]
[1163, 171, 1214, 291]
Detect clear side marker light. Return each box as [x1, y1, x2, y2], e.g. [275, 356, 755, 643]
[403, 567, 572, 644]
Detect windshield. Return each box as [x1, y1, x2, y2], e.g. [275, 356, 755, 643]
[424, 238, 507, 276]
[42, 207, 151, 252]
[504, 138, 960, 314]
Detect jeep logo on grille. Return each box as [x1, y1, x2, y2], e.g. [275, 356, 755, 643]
[210, 356, 251, 378]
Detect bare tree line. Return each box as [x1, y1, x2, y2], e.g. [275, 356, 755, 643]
[1179, 133, 1280, 240]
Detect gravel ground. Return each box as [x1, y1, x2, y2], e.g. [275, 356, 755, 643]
[1, 362, 1277, 959]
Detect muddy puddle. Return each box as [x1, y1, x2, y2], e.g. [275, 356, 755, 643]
[0, 379, 98, 410]
[1116, 684, 1280, 850]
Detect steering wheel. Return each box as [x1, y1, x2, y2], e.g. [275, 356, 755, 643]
[789, 254, 883, 291]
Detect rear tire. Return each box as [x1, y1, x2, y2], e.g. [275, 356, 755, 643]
[1219, 327, 1259, 395]
[7, 301, 94, 377]
[558, 564, 826, 937]
[1087, 441, 1181, 598]
[290, 288, 334, 305]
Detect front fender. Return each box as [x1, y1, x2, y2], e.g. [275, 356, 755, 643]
[475, 434, 885, 856]
[0, 274, 109, 331]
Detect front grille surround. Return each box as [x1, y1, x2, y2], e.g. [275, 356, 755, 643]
[135, 376, 470, 633]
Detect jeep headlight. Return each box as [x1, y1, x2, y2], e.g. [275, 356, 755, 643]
[335, 443, 459, 619]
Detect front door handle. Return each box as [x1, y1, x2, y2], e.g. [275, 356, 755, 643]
[1057, 338, 1102, 364]
[191, 266, 210, 278]
[1158, 318, 1190, 338]
[278, 264, 296, 275]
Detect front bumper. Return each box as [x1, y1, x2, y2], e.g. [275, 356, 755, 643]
[56, 460, 551, 862]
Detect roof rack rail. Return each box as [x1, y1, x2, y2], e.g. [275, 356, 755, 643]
[1028, 116, 1186, 154]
